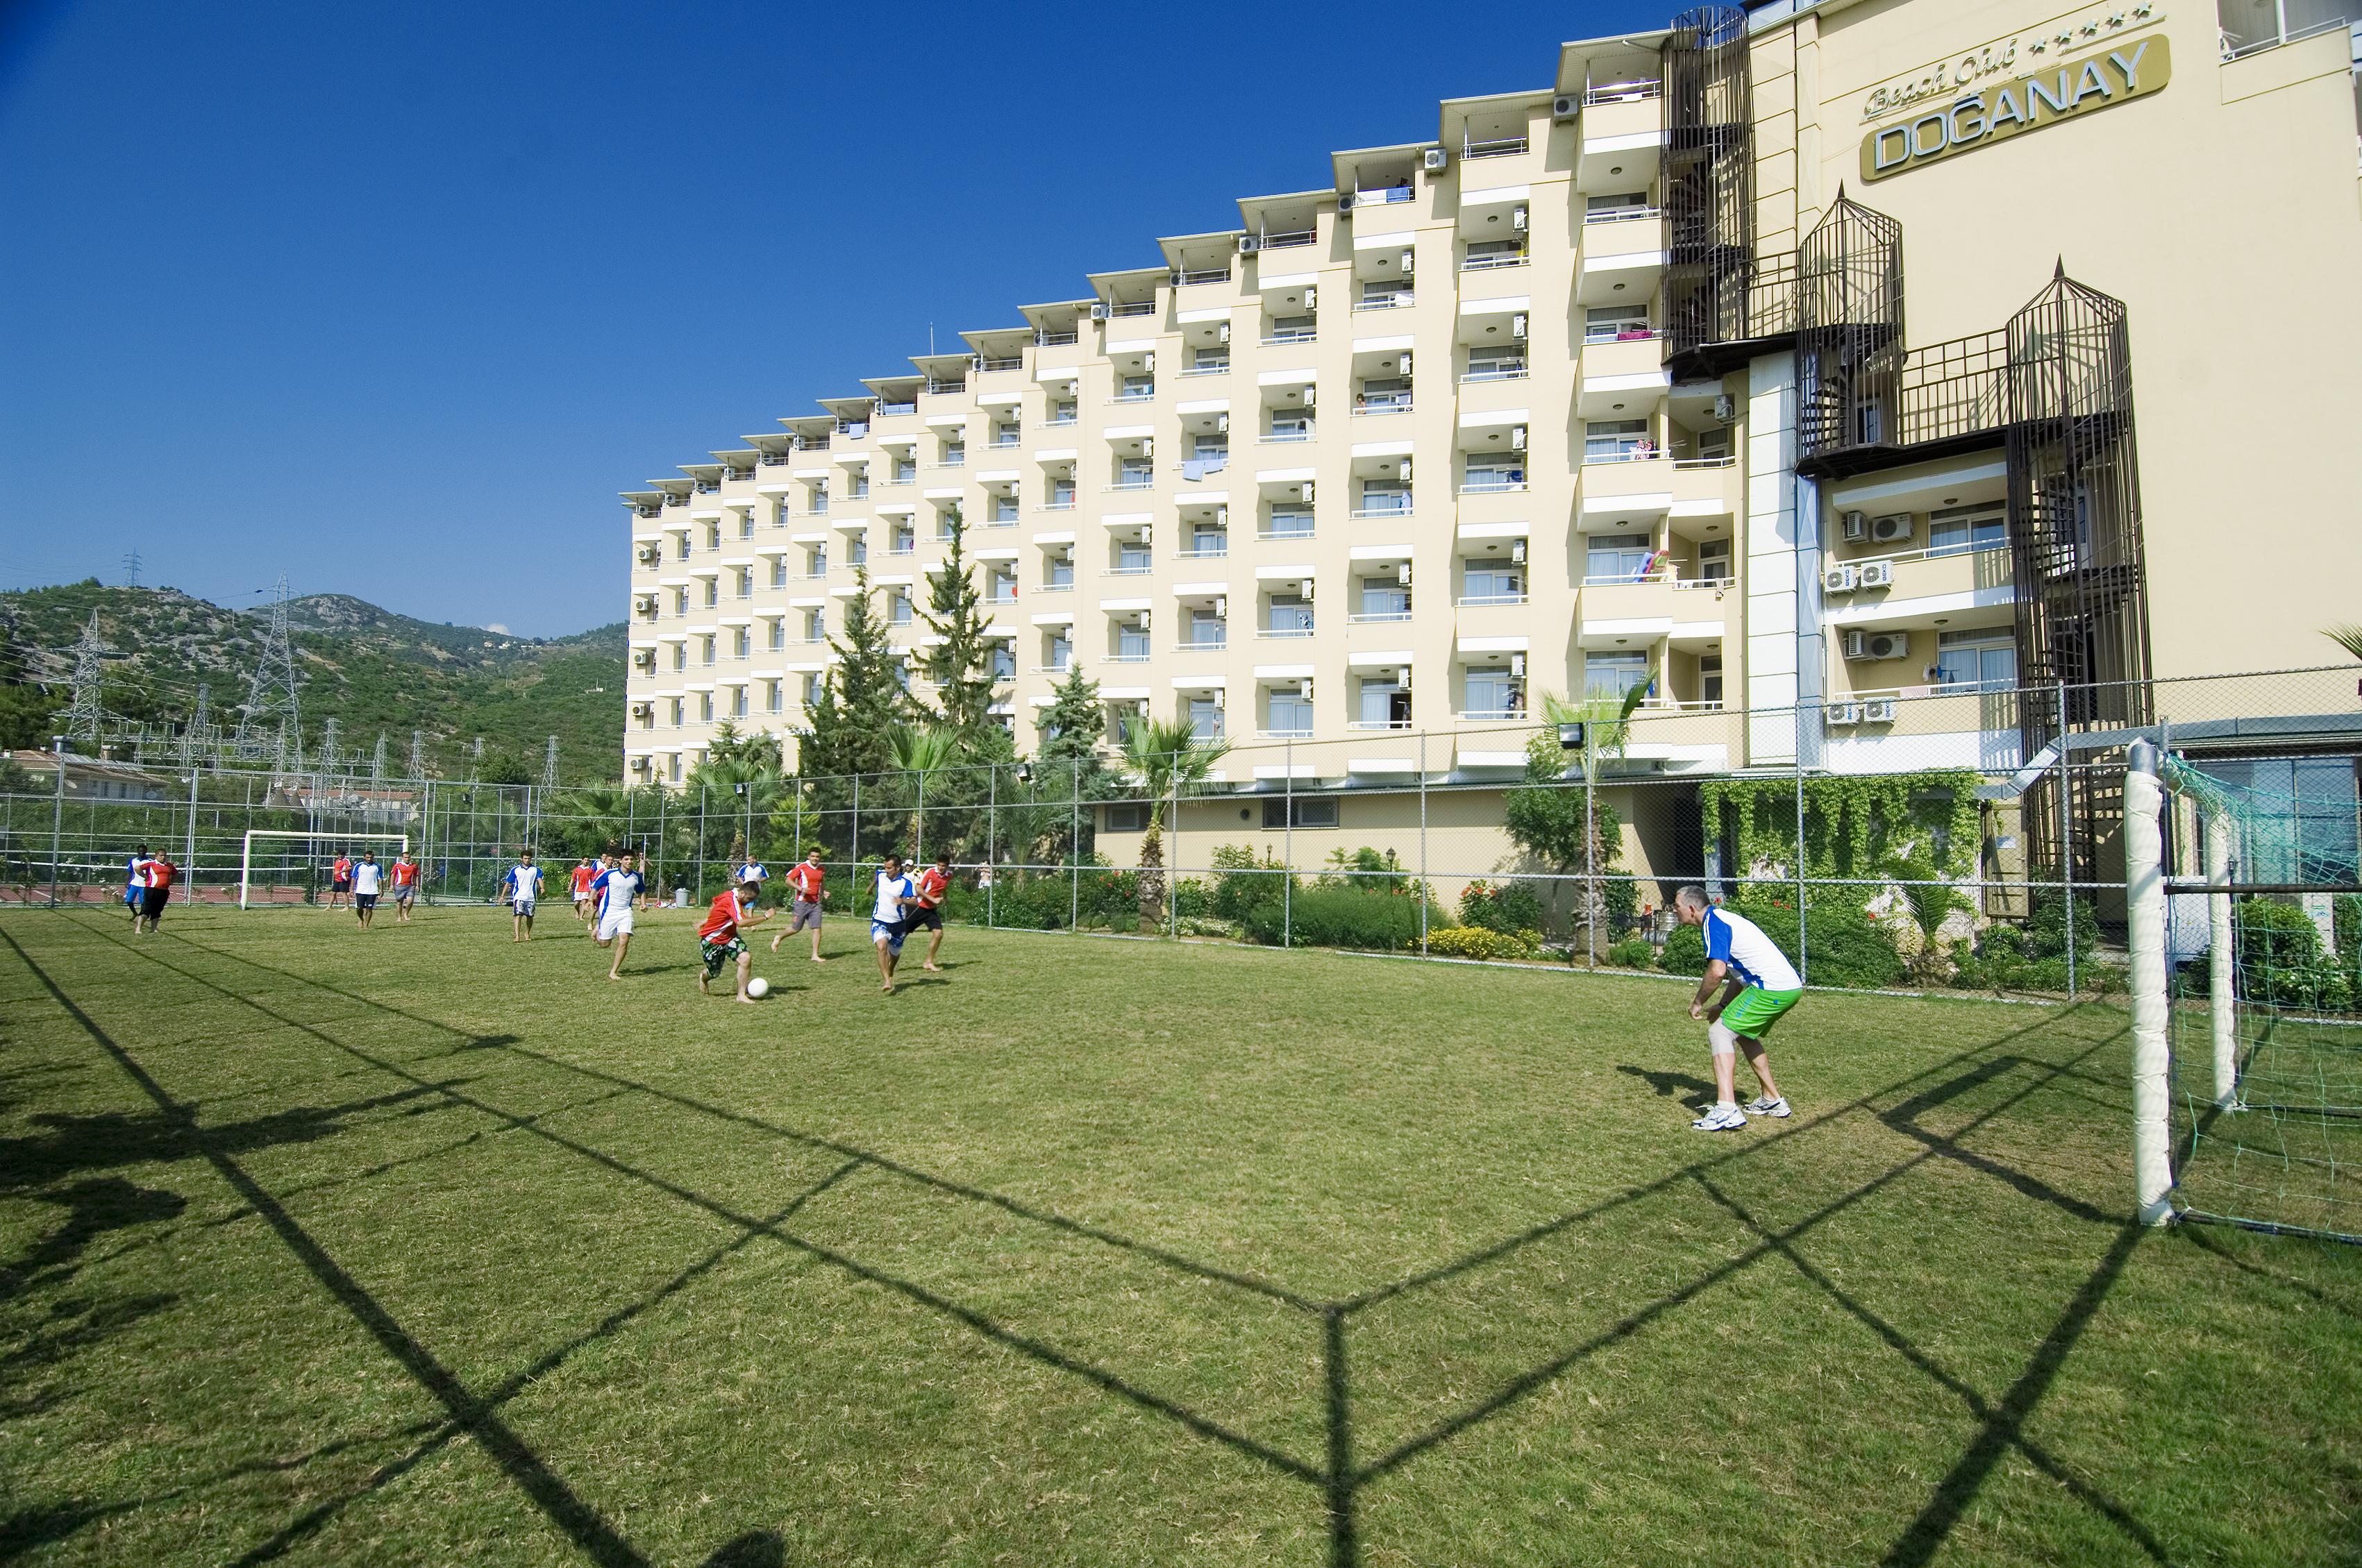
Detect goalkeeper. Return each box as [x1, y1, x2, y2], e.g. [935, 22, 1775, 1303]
[1672, 886, 1801, 1132]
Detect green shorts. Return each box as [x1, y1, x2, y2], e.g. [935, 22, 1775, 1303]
[699, 933, 746, 978]
[1720, 985, 1804, 1040]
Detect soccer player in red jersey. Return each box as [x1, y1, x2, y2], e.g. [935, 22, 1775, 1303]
[390, 853, 421, 922]
[570, 857, 598, 927]
[696, 879, 771, 1002]
[911, 852, 952, 971]
[771, 847, 828, 961]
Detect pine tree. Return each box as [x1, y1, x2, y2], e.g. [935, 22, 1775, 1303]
[796, 567, 910, 781]
[1035, 664, 1107, 787]
[917, 519, 998, 736]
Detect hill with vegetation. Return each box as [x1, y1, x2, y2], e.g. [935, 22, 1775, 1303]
[0, 580, 626, 782]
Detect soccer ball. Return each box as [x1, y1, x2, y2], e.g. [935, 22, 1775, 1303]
[744, 977, 770, 999]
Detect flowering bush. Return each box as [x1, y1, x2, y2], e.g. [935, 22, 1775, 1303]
[1425, 925, 1536, 961]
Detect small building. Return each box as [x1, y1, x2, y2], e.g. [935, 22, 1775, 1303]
[6, 749, 176, 802]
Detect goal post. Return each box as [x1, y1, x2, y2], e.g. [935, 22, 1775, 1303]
[2125, 739, 2173, 1226]
[238, 829, 410, 911]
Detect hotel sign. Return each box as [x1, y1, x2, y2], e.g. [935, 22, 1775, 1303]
[1861, 36, 2170, 181]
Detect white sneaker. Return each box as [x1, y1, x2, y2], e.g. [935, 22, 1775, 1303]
[1743, 1095, 1791, 1119]
[1691, 1103, 1748, 1132]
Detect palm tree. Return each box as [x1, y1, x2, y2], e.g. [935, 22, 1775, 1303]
[2326, 626, 2362, 664]
[1120, 716, 1231, 930]
[887, 723, 962, 859]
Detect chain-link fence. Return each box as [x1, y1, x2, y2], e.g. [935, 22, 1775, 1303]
[8, 664, 2357, 1003]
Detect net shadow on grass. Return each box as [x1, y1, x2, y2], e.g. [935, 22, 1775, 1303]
[15, 919, 2172, 1568]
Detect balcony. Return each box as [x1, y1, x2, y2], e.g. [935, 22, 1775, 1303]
[1035, 330, 1080, 347]
[1457, 591, 1528, 607]
[1106, 477, 1155, 494]
[1574, 570, 1733, 648]
[1354, 289, 1414, 312]
[1174, 545, 1229, 561]
[1103, 564, 1153, 577]
[1109, 300, 1157, 318]
[1461, 360, 1527, 384]
[1180, 359, 1230, 378]
[1350, 505, 1412, 521]
[1259, 228, 1317, 250]
[1263, 327, 1318, 346]
[1175, 267, 1231, 287]
[1352, 185, 1415, 205]
[1459, 469, 1527, 496]
[1174, 636, 1228, 652]
[1259, 423, 1315, 444]
[1461, 244, 1529, 272]
[1348, 611, 1412, 625]
[1257, 627, 1316, 641]
[977, 357, 1022, 372]
[1108, 391, 1157, 406]
[878, 401, 918, 416]
[1352, 394, 1413, 416]
[1584, 202, 1661, 227]
[1825, 543, 2014, 631]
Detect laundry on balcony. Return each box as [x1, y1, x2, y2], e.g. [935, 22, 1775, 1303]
[1180, 455, 1229, 482]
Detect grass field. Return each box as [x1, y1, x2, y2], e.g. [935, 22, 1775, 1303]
[2, 904, 2358, 1567]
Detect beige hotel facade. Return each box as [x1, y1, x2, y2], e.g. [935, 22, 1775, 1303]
[620, 0, 2361, 872]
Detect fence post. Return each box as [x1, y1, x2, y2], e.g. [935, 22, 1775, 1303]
[1793, 700, 1808, 983]
[49, 738, 64, 909]
[1584, 733, 1598, 970]
[2057, 680, 2076, 996]
[1282, 737, 1293, 950]
[1418, 731, 1429, 956]
[2125, 738, 2172, 1224]
[850, 773, 860, 891]
[183, 766, 199, 905]
[985, 764, 996, 929]
[1071, 757, 1080, 934]
[2204, 803, 2238, 1107]
[914, 767, 925, 863]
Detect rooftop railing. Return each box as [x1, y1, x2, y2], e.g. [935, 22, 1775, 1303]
[1461, 135, 1528, 160]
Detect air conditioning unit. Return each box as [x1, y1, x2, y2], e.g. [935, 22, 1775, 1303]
[1298, 677, 1316, 698]
[1397, 665, 1412, 688]
[1300, 578, 1316, 600]
[1398, 248, 1415, 274]
[969, 355, 983, 373]
[1823, 564, 1859, 593]
[1137, 607, 1151, 630]
[1552, 94, 1580, 121]
[633, 650, 655, 668]
[1396, 561, 1412, 584]
[1089, 301, 1109, 321]
[1825, 702, 1863, 727]
[1300, 383, 1317, 409]
[637, 546, 660, 564]
[1398, 457, 1414, 482]
[1870, 513, 1914, 544]
[1856, 559, 1895, 589]
[1338, 192, 1356, 213]
[1511, 312, 1528, 339]
[1142, 351, 1155, 373]
[1237, 234, 1261, 253]
[1212, 503, 1228, 525]
[1214, 596, 1228, 617]
[1861, 698, 1899, 723]
[1842, 630, 1867, 659]
[1713, 393, 1736, 423]
[1214, 413, 1229, 434]
[1509, 652, 1527, 677]
[1423, 147, 1448, 172]
[1509, 539, 1527, 564]
[1212, 686, 1227, 707]
[1303, 285, 1316, 311]
[1867, 632, 1908, 660]
[1139, 523, 1153, 545]
[632, 702, 653, 718]
[1300, 479, 1315, 503]
[1510, 424, 1527, 451]
[1216, 321, 1230, 344]
[1841, 510, 1870, 541]
[1511, 204, 1528, 232]
[1399, 350, 1413, 376]
[1140, 436, 1154, 458]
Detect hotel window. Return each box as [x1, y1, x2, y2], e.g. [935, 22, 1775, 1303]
[668, 698, 682, 726]
[766, 681, 782, 714]
[1584, 419, 1650, 462]
[770, 558, 789, 588]
[1464, 668, 1521, 718]
[889, 590, 913, 626]
[1189, 608, 1225, 646]
[1586, 532, 1655, 582]
[1105, 801, 1148, 832]
[671, 644, 686, 673]
[1586, 650, 1651, 700]
[739, 513, 754, 539]
[1117, 539, 1153, 571]
[847, 531, 868, 566]
[1700, 652, 1725, 708]
[1266, 689, 1313, 734]
[1117, 621, 1150, 659]
[1262, 795, 1339, 829]
[673, 587, 688, 616]
[698, 692, 714, 722]
[669, 754, 682, 782]
[893, 455, 916, 482]
[735, 569, 751, 598]
[809, 546, 828, 575]
[767, 619, 785, 651]
[1934, 628, 2016, 691]
[1045, 553, 1074, 589]
[990, 642, 1016, 680]
[1045, 630, 1072, 671]
[849, 467, 869, 499]
[811, 482, 829, 514]
[1586, 191, 1652, 221]
[805, 609, 825, 641]
[988, 568, 1016, 602]
[732, 627, 749, 658]
[1584, 305, 1652, 344]
[1188, 695, 1225, 736]
[1464, 564, 1523, 602]
[1120, 373, 1155, 400]
[1358, 578, 1410, 618]
[991, 494, 1020, 522]
[700, 636, 716, 666]
[676, 534, 691, 560]
[1266, 593, 1314, 635]
[1928, 504, 2006, 557]
[705, 525, 721, 550]
[1359, 676, 1411, 728]
[731, 686, 748, 718]
[803, 673, 823, 705]
[1266, 505, 1314, 539]
[1359, 479, 1411, 515]
[1698, 538, 1734, 584]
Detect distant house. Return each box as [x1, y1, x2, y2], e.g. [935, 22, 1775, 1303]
[6, 750, 174, 802]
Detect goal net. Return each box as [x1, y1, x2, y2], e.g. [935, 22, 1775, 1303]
[2156, 752, 2362, 1242]
[238, 829, 410, 910]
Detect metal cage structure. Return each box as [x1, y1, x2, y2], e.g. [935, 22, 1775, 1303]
[1661, 6, 1764, 378]
[1794, 194, 1907, 462]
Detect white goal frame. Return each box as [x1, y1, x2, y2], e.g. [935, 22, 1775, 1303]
[239, 829, 411, 910]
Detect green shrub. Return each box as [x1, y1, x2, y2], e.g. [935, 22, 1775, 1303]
[1426, 925, 1534, 961]
[1318, 845, 1412, 893]
[1659, 922, 1707, 975]
[1172, 877, 1211, 919]
[1241, 886, 1442, 952]
[1607, 936, 1657, 968]
[1459, 879, 1548, 936]
[2234, 898, 2354, 1011]
[1208, 843, 1290, 922]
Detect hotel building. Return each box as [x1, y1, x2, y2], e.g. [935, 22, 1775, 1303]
[621, 0, 2362, 881]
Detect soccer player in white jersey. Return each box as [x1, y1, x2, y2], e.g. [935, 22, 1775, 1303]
[501, 850, 544, 941]
[349, 850, 385, 928]
[1673, 886, 1803, 1131]
[870, 853, 920, 995]
[591, 850, 644, 979]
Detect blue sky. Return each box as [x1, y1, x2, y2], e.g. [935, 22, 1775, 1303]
[0, 0, 1664, 638]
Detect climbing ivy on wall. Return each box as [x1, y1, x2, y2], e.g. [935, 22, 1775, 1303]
[1699, 770, 1982, 882]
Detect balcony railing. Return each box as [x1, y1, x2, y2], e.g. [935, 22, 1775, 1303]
[1257, 727, 1316, 740]
[1109, 300, 1155, 317]
[1107, 477, 1155, 492]
[1035, 330, 1080, 347]
[1354, 292, 1414, 311]
[1175, 545, 1228, 560]
[1175, 637, 1228, 652]
[1041, 415, 1078, 429]
[1175, 267, 1231, 286]
[977, 356, 1022, 371]
[1348, 611, 1412, 623]
[1180, 360, 1230, 377]
[1256, 528, 1314, 542]
[878, 401, 917, 416]
[1351, 503, 1412, 519]
[1352, 185, 1414, 204]
[1349, 719, 1416, 731]
[1260, 228, 1317, 249]
[1584, 203, 1661, 226]
[1461, 364, 1528, 382]
[1109, 391, 1156, 404]
[1103, 563, 1153, 576]
[1462, 135, 1528, 160]
[1461, 249, 1529, 271]
[1107, 652, 1152, 664]
[1459, 473, 1527, 494]
[1584, 325, 1665, 345]
[1260, 425, 1315, 444]
[1456, 593, 1528, 607]
[1258, 625, 1316, 639]
[924, 380, 965, 395]
[1458, 707, 1530, 721]
[1353, 397, 1413, 415]
[1262, 328, 1317, 345]
[1584, 78, 1661, 103]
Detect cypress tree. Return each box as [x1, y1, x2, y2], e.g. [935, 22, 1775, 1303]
[796, 567, 910, 781]
[917, 519, 998, 736]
